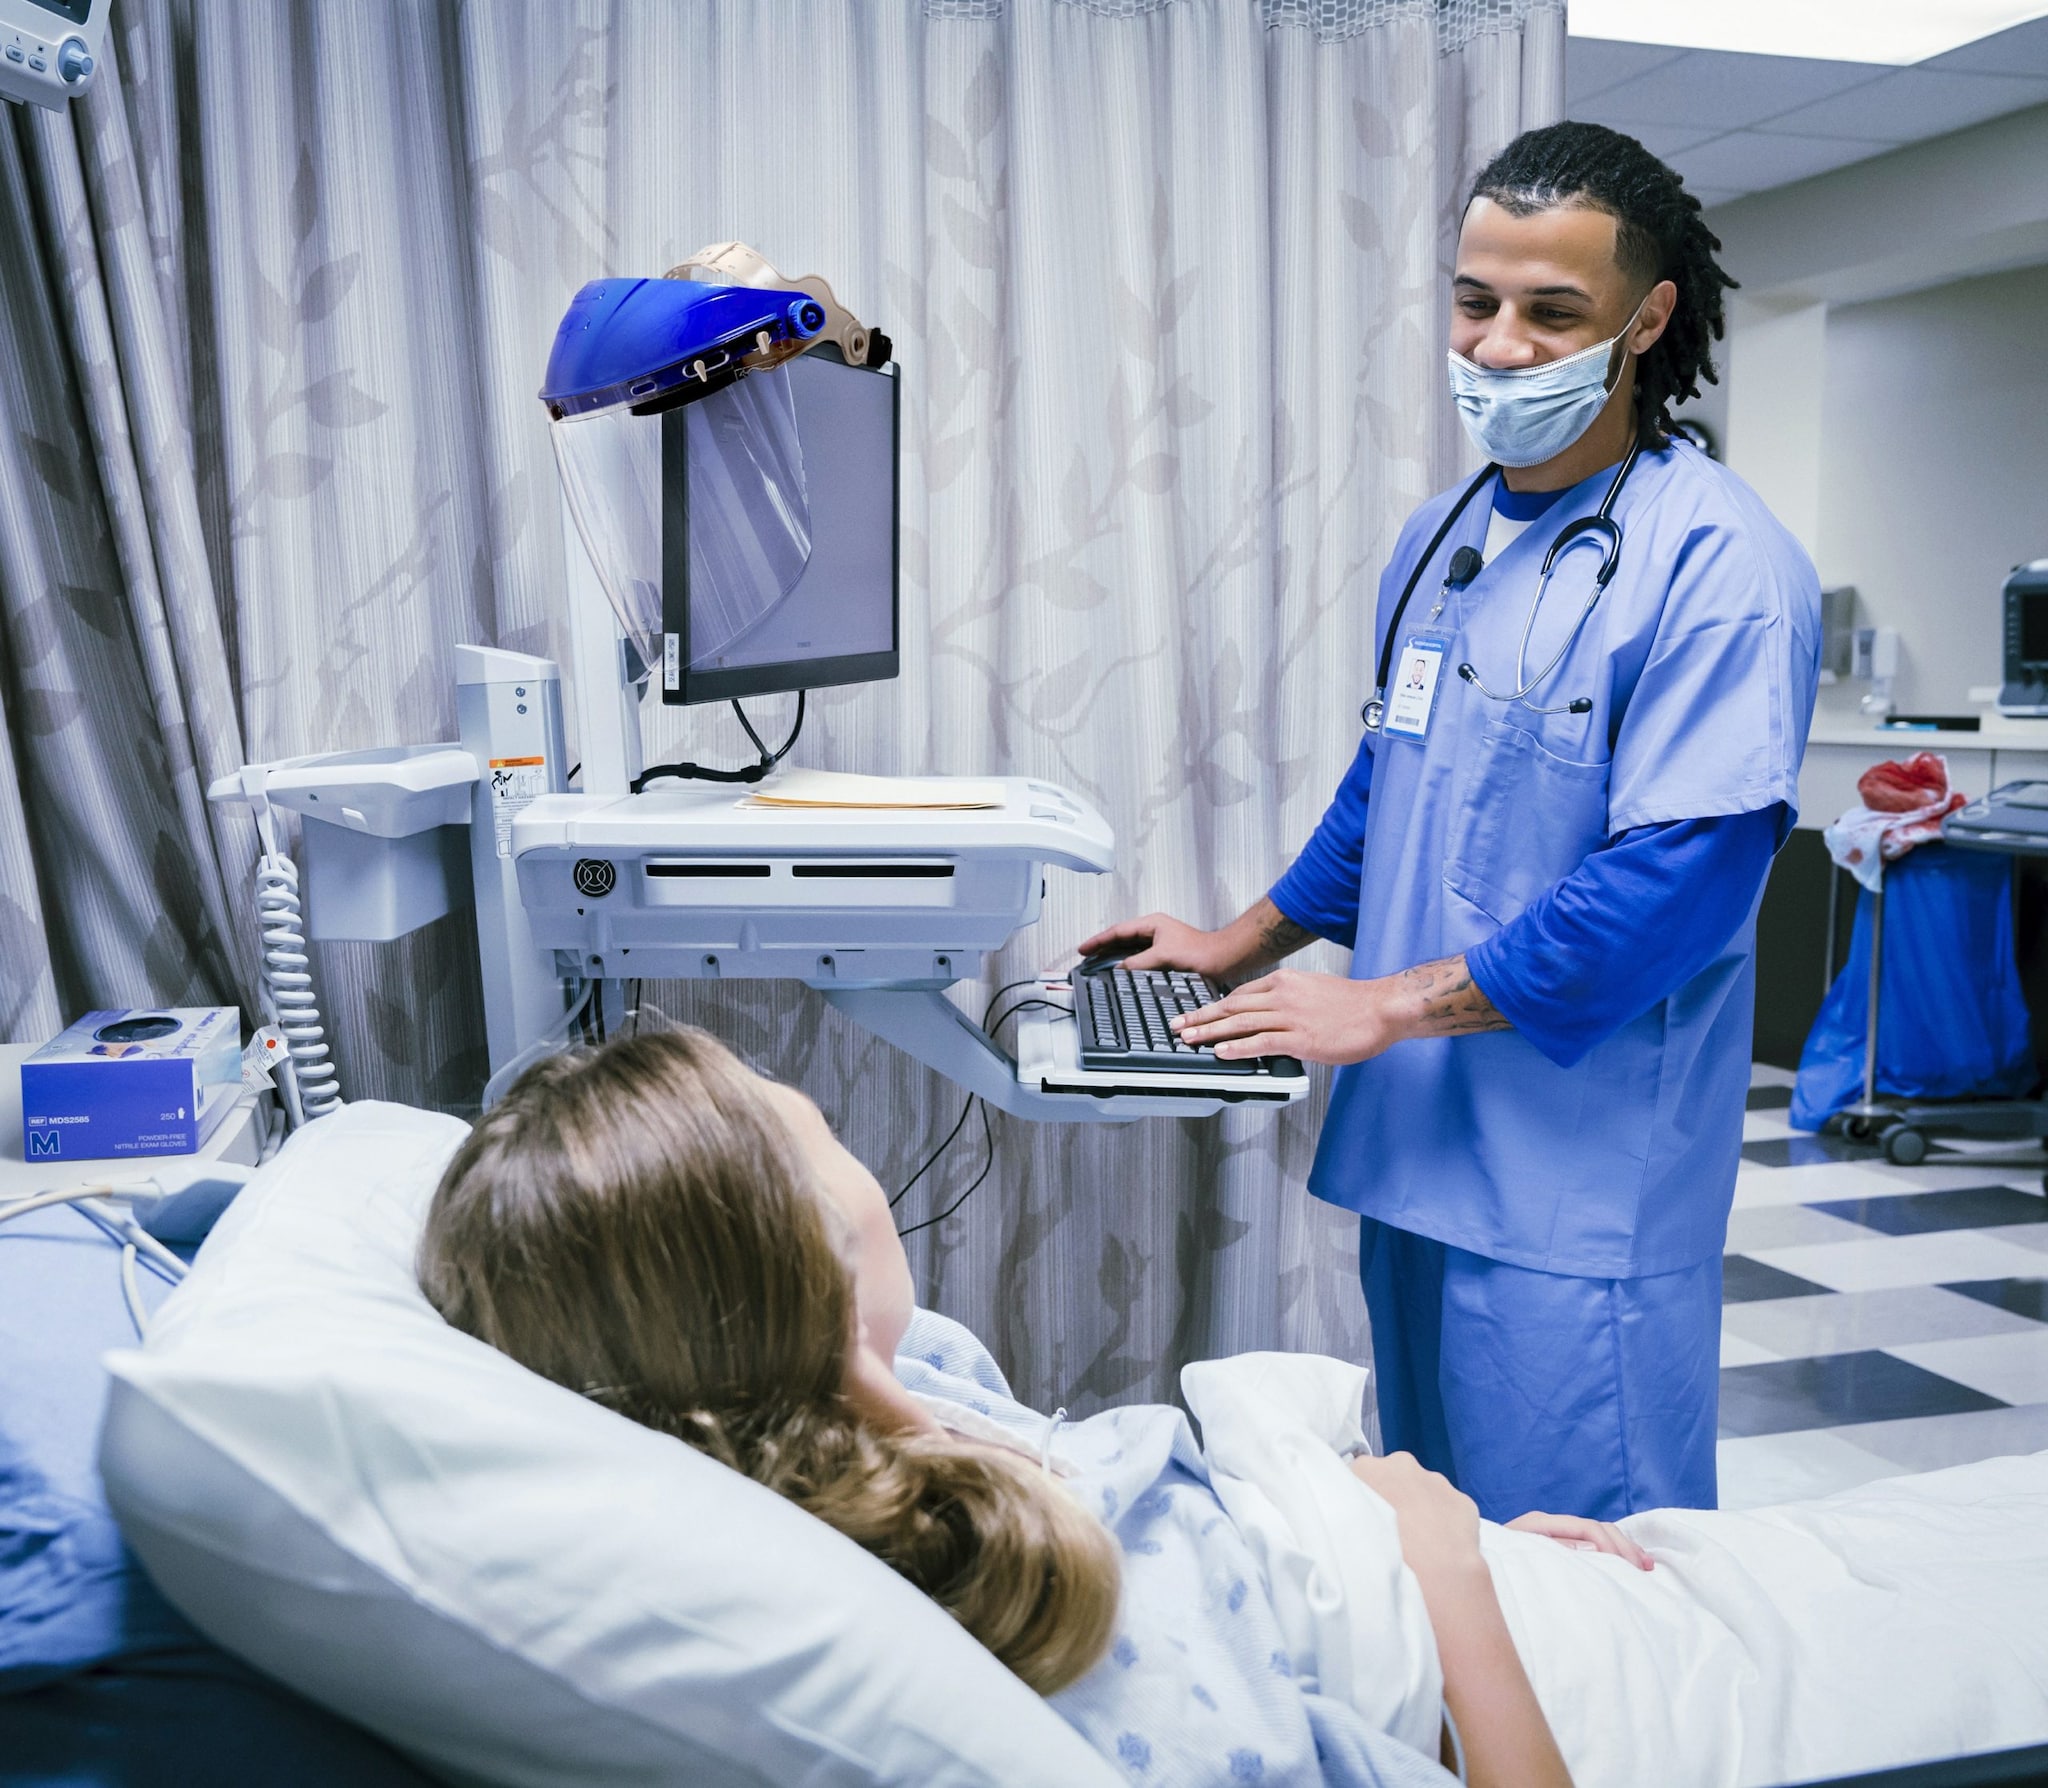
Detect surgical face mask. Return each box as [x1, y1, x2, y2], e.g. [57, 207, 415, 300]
[1446, 294, 1648, 469]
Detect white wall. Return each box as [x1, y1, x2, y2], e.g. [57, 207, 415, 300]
[1725, 301, 1826, 561]
[1815, 263, 2048, 715]
[1696, 103, 2048, 722]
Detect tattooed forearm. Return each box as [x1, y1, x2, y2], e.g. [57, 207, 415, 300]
[1399, 954, 1511, 1038]
[1255, 909, 1318, 964]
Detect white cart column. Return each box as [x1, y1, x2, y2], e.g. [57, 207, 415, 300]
[456, 645, 574, 1074]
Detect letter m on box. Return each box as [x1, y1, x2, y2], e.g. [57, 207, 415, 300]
[27, 1128, 61, 1158]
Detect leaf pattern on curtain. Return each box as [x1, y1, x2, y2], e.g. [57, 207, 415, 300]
[0, 31, 253, 1031]
[0, 0, 1560, 1416]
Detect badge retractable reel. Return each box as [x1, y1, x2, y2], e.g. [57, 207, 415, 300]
[1361, 469, 1494, 733]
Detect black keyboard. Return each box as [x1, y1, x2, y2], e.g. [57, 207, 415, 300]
[1077, 964, 1264, 1076]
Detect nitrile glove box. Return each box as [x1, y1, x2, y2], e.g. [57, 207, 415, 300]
[20, 1008, 242, 1162]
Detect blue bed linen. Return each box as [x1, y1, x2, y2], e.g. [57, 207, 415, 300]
[0, 1199, 434, 1785]
[0, 1204, 193, 1689]
[896, 1311, 1453, 1788]
[0, 1643, 438, 1788]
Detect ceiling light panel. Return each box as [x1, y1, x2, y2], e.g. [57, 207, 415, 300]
[1569, 1, 2048, 67]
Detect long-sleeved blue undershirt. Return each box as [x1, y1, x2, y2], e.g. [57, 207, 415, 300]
[1270, 735, 1377, 950]
[1463, 803, 1787, 1066]
[1268, 735, 1789, 1070]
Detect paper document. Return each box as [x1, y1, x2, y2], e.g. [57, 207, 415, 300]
[742, 768, 1005, 810]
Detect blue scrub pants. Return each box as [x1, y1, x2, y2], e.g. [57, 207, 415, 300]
[1358, 1219, 1720, 1523]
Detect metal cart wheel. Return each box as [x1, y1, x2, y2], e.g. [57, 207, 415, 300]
[1841, 1112, 1876, 1143]
[1884, 1125, 1928, 1167]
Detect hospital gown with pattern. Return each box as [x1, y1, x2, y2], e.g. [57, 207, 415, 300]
[893, 1309, 1453, 1788]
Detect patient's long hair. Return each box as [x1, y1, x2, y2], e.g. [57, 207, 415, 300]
[417, 1026, 1117, 1695]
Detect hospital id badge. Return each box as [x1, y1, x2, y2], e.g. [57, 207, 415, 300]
[1381, 635, 1448, 741]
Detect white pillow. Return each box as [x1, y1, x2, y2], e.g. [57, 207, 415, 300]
[100, 1101, 1121, 1788]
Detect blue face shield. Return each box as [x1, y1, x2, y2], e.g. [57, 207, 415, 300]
[1446, 293, 1649, 468]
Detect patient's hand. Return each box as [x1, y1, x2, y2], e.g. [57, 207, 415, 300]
[1349, 1451, 1484, 1586]
[1351, 1453, 1574, 1788]
[1506, 1512, 1653, 1571]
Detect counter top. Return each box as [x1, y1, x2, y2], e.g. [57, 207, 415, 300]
[1808, 716, 2048, 751]
[1798, 717, 2048, 828]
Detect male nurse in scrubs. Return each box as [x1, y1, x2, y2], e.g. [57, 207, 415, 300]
[1082, 122, 1821, 1523]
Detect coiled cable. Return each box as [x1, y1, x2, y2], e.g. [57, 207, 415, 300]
[254, 846, 340, 1121]
[236, 768, 341, 1126]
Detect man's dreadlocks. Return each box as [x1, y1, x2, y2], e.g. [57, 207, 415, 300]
[1469, 121, 1737, 447]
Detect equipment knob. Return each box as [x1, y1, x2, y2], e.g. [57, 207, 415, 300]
[58, 37, 93, 83]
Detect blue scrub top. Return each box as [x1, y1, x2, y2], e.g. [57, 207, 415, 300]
[1294, 440, 1820, 1278]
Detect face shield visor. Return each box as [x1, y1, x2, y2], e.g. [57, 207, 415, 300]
[548, 369, 813, 674]
[538, 251, 888, 680]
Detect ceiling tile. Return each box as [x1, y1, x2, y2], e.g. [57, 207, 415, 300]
[1576, 48, 1887, 132]
[1670, 130, 1896, 195]
[1925, 15, 2048, 77]
[1766, 66, 2048, 140]
[1686, 186, 1747, 209]
[1565, 37, 1687, 107]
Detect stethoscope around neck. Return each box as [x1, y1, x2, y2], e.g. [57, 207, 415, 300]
[1360, 439, 1642, 731]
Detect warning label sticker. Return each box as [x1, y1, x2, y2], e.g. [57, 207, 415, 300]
[488, 755, 548, 859]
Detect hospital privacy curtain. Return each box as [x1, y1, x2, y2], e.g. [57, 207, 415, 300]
[0, 0, 1562, 1414]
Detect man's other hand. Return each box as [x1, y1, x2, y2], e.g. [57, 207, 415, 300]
[1075, 913, 1233, 977]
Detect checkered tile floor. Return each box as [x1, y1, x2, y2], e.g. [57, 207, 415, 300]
[1717, 1064, 2048, 1510]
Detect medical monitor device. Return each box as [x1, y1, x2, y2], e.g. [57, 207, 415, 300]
[209, 243, 1309, 1136]
[0, 0, 106, 110]
[659, 347, 899, 706]
[1998, 559, 2048, 717]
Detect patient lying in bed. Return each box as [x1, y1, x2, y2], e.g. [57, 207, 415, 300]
[418, 1027, 2048, 1788]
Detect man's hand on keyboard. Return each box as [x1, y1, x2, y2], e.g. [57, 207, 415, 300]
[1075, 913, 1238, 979]
[1077, 896, 1320, 983]
[1172, 954, 1510, 1065]
[1171, 968, 1395, 1064]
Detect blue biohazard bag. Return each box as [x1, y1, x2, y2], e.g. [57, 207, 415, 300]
[1790, 843, 2035, 1130]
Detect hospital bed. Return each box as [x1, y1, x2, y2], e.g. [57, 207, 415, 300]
[1800, 1753, 2048, 1788]
[0, 1192, 433, 1784]
[11, 1124, 2048, 1788]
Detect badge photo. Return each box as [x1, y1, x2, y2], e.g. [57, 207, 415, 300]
[1382, 636, 1448, 740]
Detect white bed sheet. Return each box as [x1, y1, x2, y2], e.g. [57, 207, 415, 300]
[1489, 1449, 2048, 1788]
[1188, 1353, 2048, 1788]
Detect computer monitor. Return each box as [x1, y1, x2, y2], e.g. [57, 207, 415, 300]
[659, 348, 899, 705]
